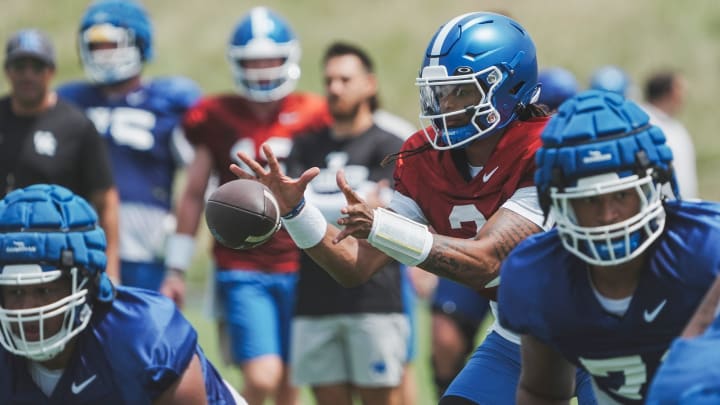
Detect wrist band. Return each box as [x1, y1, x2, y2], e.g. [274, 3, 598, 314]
[282, 197, 306, 220]
[164, 233, 195, 272]
[281, 202, 327, 249]
[368, 208, 433, 267]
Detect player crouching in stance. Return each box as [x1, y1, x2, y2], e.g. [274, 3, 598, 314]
[0, 184, 245, 404]
[498, 90, 720, 404]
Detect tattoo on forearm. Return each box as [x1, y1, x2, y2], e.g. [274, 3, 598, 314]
[422, 212, 541, 288]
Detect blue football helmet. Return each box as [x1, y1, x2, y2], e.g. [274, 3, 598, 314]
[416, 12, 540, 150]
[0, 185, 113, 361]
[535, 90, 676, 266]
[78, 0, 153, 84]
[227, 7, 301, 102]
[538, 67, 578, 111]
[589, 65, 631, 97]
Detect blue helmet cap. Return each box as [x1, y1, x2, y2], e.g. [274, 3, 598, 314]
[0, 184, 113, 302]
[589, 65, 631, 96]
[538, 67, 578, 111]
[535, 90, 676, 265]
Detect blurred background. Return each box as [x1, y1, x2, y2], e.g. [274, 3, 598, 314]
[3, 1, 720, 403]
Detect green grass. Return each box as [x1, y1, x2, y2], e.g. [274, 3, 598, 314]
[4, 0, 719, 199]
[4, 2, 719, 403]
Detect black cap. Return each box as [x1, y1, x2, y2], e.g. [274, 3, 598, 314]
[5, 29, 56, 68]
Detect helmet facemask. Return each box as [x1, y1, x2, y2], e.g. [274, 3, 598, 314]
[416, 65, 506, 150]
[227, 40, 300, 103]
[0, 265, 91, 362]
[550, 170, 666, 267]
[79, 23, 143, 84]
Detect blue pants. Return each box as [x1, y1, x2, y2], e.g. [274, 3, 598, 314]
[442, 331, 597, 405]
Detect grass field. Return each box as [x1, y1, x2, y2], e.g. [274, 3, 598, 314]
[3, 1, 720, 403]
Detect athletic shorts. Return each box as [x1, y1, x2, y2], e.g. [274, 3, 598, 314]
[431, 277, 490, 326]
[442, 330, 597, 405]
[216, 270, 297, 363]
[291, 313, 409, 387]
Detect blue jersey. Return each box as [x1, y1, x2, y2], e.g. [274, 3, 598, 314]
[57, 77, 201, 263]
[498, 201, 720, 404]
[57, 77, 200, 210]
[0, 287, 236, 404]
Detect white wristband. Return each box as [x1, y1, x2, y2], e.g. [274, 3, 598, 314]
[368, 208, 433, 267]
[281, 203, 327, 249]
[164, 233, 196, 272]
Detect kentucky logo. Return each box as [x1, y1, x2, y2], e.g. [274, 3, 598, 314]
[33, 130, 57, 156]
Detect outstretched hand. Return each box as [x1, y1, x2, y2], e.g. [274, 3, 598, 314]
[230, 143, 319, 215]
[334, 169, 376, 244]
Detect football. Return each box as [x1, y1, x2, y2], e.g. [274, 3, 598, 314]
[204, 179, 281, 250]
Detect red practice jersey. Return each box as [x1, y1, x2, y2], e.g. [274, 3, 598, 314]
[183, 93, 331, 272]
[393, 118, 548, 296]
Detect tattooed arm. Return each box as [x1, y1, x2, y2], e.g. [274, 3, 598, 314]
[423, 208, 542, 289]
[304, 207, 541, 289]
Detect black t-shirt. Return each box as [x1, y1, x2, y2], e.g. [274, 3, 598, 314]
[0, 97, 113, 199]
[287, 124, 405, 316]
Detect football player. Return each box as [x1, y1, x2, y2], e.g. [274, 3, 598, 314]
[537, 67, 579, 112]
[0, 184, 245, 404]
[57, 0, 201, 291]
[161, 6, 331, 405]
[498, 90, 720, 404]
[232, 12, 596, 405]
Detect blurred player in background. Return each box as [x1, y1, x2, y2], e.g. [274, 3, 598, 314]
[232, 12, 596, 405]
[287, 41, 407, 405]
[537, 67, 578, 113]
[58, 0, 202, 291]
[589, 64, 634, 98]
[0, 28, 120, 284]
[162, 6, 331, 405]
[0, 184, 246, 404]
[641, 70, 698, 199]
[499, 90, 720, 404]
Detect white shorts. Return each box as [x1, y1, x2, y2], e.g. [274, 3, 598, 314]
[291, 313, 409, 387]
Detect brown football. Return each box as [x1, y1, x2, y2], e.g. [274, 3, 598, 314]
[204, 179, 281, 250]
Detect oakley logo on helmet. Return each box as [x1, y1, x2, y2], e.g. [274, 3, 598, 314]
[454, 66, 473, 75]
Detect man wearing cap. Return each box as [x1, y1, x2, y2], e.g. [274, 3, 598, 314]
[0, 28, 120, 283]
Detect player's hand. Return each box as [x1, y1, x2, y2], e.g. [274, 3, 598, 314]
[231, 143, 319, 215]
[160, 269, 186, 309]
[334, 169, 375, 243]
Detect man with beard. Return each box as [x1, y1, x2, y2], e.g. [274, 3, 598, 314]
[285, 42, 407, 405]
[0, 28, 120, 283]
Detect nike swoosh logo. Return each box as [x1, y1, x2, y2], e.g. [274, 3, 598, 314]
[482, 166, 499, 183]
[643, 299, 667, 323]
[71, 374, 97, 394]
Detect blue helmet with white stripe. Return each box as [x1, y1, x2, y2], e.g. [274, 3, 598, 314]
[78, 0, 153, 84]
[416, 12, 539, 150]
[0, 185, 114, 361]
[535, 90, 676, 266]
[227, 7, 301, 102]
[589, 65, 631, 97]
